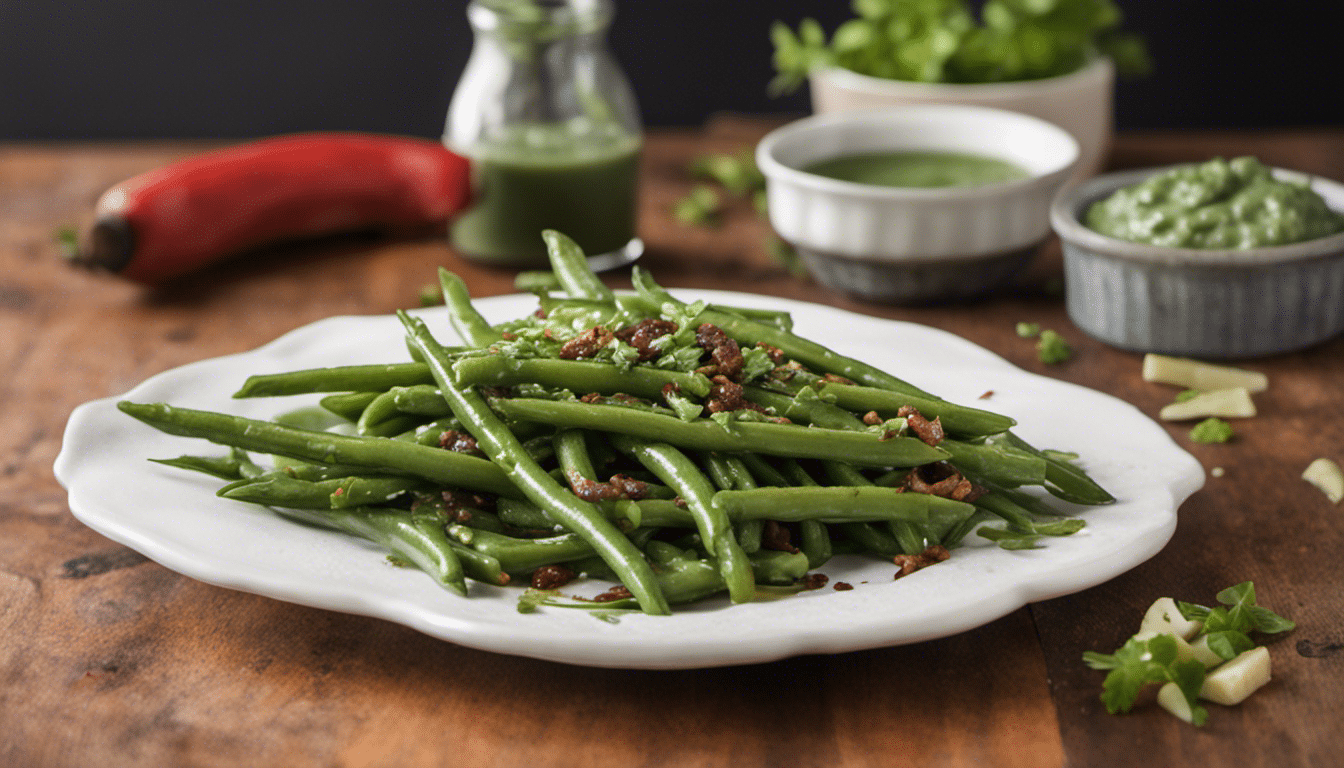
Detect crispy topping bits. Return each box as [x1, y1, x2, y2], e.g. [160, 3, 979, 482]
[897, 405, 944, 447]
[530, 564, 577, 590]
[800, 573, 829, 590]
[862, 410, 884, 426]
[615, 319, 678, 361]
[673, 496, 689, 509]
[695, 323, 744, 380]
[566, 471, 650, 502]
[833, 581, 854, 591]
[558, 326, 615, 359]
[592, 585, 633, 603]
[761, 520, 799, 554]
[438, 429, 483, 456]
[439, 489, 494, 520]
[500, 331, 517, 341]
[579, 392, 648, 408]
[756, 342, 786, 364]
[904, 462, 984, 502]
[703, 375, 755, 414]
[893, 545, 951, 579]
[822, 373, 855, 385]
[979, 390, 995, 400]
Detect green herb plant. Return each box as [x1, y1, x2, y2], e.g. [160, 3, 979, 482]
[770, 0, 1151, 95]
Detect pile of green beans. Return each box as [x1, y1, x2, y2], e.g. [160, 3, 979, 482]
[121, 230, 1113, 616]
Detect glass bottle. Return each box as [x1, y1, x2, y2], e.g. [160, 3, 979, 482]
[445, 0, 642, 270]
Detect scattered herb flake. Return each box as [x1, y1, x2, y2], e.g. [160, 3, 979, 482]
[1189, 417, 1234, 444]
[1037, 330, 1073, 364]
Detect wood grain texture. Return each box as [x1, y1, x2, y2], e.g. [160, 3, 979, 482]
[2, 125, 1342, 767]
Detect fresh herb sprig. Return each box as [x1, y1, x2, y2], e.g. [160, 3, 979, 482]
[1083, 582, 1294, 726]
[770, 0, 1151, 95]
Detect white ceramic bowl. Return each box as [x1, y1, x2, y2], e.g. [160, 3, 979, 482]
[809, 57, 1113, 180]
[757, 105, 1079, 303]
[1052, 166, 1344, 357]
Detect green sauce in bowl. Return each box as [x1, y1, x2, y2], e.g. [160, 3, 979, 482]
[1084, 157, 1344, 249]
[802, 150, 1029, 189]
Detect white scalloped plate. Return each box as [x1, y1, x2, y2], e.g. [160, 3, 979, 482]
[55, 291, 1203, 669]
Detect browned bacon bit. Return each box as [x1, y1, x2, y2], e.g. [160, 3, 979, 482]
[579, 392, 604, 404]
[566, 470, 650, 502]
[979, 390, 994, 400]
[533, 308, 547, 319]
[897, 405, 944, 447]
[904, 462, 985, 502]
[531, 564, 577, 590]
[478, 386, 512, 399]
[833, 581, 854, 591]
[756, 342, 786, 364]
[500, 331, 517, 341]
[702, 375, 749, 414]
[862, 410, 884, 426]
[893, 545, 951, 580]
[614, 318, 678, 361]
[592, 585, 633, 603]
[769, 360, 807, 382]
[332, 487, 345, 497]
[761, 520, 799, 554]
[822, 373, 855, 385]
[558, 326, 614, 359]
[695, 323, 745, 380]
[438, 429, 483, 456]
[800, 573, 829, 590]
[673, 496, 689, 509]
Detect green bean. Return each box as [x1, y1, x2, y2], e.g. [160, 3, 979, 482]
[822, 459, 925, 555]
[738, 453, 791, 488]
[453, 355, 713, 400]
[711, 486, 975, 524]
[234, 363, 437, 398]
[320, 392, 382, 420]
[939, 439, 1047, 488]
[151, 453, 249, 481]
[998, 432, 1116, 505]
[742, 386, 866, 431]
[440, 267, 504, 347]
[543, 229, 615, 302]
[705, 304, 794, 333]
[118, 401, 521, 498]
[514, 270, 562, 294]
[399, 310, 671, 615]
[816, 381, 1017, 438]
[270, 505, 466, 596]
[610, 434, 755, 604]
[702, 454, 763, 555]
[488, 397, 950, 468]
[448, 524, 599, 573]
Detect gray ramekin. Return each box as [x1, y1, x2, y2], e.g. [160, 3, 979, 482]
[1051, 167, 1344, 358]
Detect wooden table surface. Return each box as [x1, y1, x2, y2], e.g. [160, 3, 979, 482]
[2, 120, 1342, 767]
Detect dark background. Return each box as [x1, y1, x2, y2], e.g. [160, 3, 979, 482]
[0, 0, 1338, 141]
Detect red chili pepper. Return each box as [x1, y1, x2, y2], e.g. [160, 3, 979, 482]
[76, 132, 473, 282]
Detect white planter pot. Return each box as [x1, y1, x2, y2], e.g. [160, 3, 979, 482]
[808, 57, 1114, 181]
